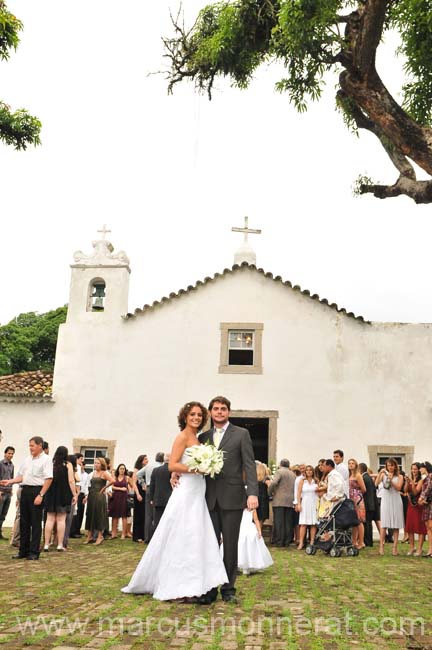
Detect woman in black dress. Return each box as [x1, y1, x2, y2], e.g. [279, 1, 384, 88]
[132, 455, 147, 542]
[83, 457, 114, 546]
[44, 446, 77, 552]
[109, 463, 129, 539]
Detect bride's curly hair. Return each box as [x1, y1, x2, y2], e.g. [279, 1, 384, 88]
[177, 401, 208, 430]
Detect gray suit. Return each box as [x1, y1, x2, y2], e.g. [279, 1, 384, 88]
[268, 467, 296, 546]
[199, 422, 258, 598]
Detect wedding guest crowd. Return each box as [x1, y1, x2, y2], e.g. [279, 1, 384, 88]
[1, 435, 432, 561]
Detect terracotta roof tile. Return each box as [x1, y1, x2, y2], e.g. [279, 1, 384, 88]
[123, 263, 369, 323]
[0, 370, 53, 401]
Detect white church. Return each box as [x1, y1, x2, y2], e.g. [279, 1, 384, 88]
[1, 219, 431, 515]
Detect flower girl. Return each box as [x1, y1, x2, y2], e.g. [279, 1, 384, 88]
[237, 508, 273, 575]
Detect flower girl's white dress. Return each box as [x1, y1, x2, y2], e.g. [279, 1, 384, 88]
[121, 448, 228, 600]
[237, 509, 273, 574]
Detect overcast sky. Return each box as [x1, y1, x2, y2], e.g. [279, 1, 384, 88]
[1, 0, 431, 326]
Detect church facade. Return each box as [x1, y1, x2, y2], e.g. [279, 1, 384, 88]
[1, 230, 431, 523]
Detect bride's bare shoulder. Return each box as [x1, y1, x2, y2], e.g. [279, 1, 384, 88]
[171, 431, 188, 450]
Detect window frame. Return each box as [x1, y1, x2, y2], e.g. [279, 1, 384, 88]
[368, 445, 414, 474]
[219, 322, 263, 375]
[73, 437, 116, 473]
[81, 447, 108, 474]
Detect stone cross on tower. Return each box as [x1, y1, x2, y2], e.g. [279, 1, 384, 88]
[232, 216, 261, 265]
[97, 224, 112, 240]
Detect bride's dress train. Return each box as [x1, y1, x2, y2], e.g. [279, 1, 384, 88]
[121, 448, 228, 600]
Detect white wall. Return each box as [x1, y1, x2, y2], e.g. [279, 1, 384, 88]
[1, 266, 432, 524]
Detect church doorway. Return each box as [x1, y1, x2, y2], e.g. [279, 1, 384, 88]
[229, 410, 278, 465]
[231, 417, 269, 462]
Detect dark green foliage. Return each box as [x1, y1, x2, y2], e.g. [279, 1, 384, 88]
[389, 0, 432, 125]
[0, 306, 67, 375]
[0, 0, 41, 149]
[167, 0, 432, 123]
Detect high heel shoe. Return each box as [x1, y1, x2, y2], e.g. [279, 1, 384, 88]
[94, 537, 104, 546]
[379, 545, 384, 556]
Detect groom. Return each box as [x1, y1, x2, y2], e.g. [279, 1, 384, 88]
[199, 395, 258, 604]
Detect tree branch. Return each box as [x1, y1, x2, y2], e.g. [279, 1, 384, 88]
[353, 0, 387, 76]
[360, 178, 432, 203]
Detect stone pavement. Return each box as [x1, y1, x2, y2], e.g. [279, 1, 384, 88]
[0, 533, 431, 649]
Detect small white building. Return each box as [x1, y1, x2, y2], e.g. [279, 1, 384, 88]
[1, 223, 431, 524]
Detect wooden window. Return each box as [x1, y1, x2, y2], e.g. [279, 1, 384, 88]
[219, 323, 263, 374]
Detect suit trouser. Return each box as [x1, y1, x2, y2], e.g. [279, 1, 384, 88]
[153, 506, 166, 531]
[209, 505, 243, 597]
[20, 486, 43, 557]
[71, 493, 85, 535]
[364, 511, 374, 546]
[272, 506, 295, 545]
[0, 493, 12, 531]
[144, 491, 154, 542]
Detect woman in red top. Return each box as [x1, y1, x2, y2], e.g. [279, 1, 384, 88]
[405, 462, 426, 556]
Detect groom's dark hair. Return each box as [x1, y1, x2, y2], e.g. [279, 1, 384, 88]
[208, 395, 231, 411]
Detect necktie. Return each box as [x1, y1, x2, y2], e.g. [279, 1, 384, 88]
[214, 428, 223, 448]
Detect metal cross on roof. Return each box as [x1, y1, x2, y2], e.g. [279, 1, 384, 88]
[97, 224, 112, 240]
[231, 216, 261, 243]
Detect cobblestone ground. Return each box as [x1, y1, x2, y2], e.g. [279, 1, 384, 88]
[0, 533, 431, 650]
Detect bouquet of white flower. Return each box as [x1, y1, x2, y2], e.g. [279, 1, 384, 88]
[184, 443, 224, 478]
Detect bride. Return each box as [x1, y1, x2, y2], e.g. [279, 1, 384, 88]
[121, 401, 228, 600]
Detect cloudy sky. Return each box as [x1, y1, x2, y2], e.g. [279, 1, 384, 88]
[1, 0, 431, 326]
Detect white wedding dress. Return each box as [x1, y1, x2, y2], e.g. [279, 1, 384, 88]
[121, 448, 228, 600]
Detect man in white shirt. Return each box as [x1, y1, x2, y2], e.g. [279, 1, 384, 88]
[323, 459, 345, 504]
[0, 436, 53, 560]
[70, 453, 89, 538]
[333, 449, 350, 497]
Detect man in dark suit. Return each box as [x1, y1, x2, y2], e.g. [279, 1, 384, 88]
[359, 462, 380, 547]
[149, 454, 172, 530]
[198, 396, 258, 604]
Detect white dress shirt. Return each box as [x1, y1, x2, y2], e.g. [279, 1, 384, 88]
[78, 466, 90, 494]
[18, 453, 53, 486]
[213, 422, 229, 448]
[326, 469, 345, 502]
[335, 462, 350, 497]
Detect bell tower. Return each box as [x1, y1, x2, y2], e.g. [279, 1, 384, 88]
[67, 226, 130, 322]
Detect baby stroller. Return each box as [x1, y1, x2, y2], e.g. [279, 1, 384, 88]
[305, 497, 360, 557]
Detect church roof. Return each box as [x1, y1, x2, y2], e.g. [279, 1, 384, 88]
[123, 262, 369, 323]
[0, 370, 53, 402]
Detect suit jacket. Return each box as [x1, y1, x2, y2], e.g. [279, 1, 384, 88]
[268, 467, 296, 507]
[362, 471, 379, 512]
[149, 463, 172, 508]
[199, 422, 258, 510]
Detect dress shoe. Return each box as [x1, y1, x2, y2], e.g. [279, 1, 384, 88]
[196, 595, 215, 605]
[12, 554, 27, 559]
[26, 555, 39, 560]
[222, 594, 238, 604]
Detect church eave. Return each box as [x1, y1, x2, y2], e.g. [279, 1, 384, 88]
[0, 392, 53, 403]
[122, 263, 369, 324]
